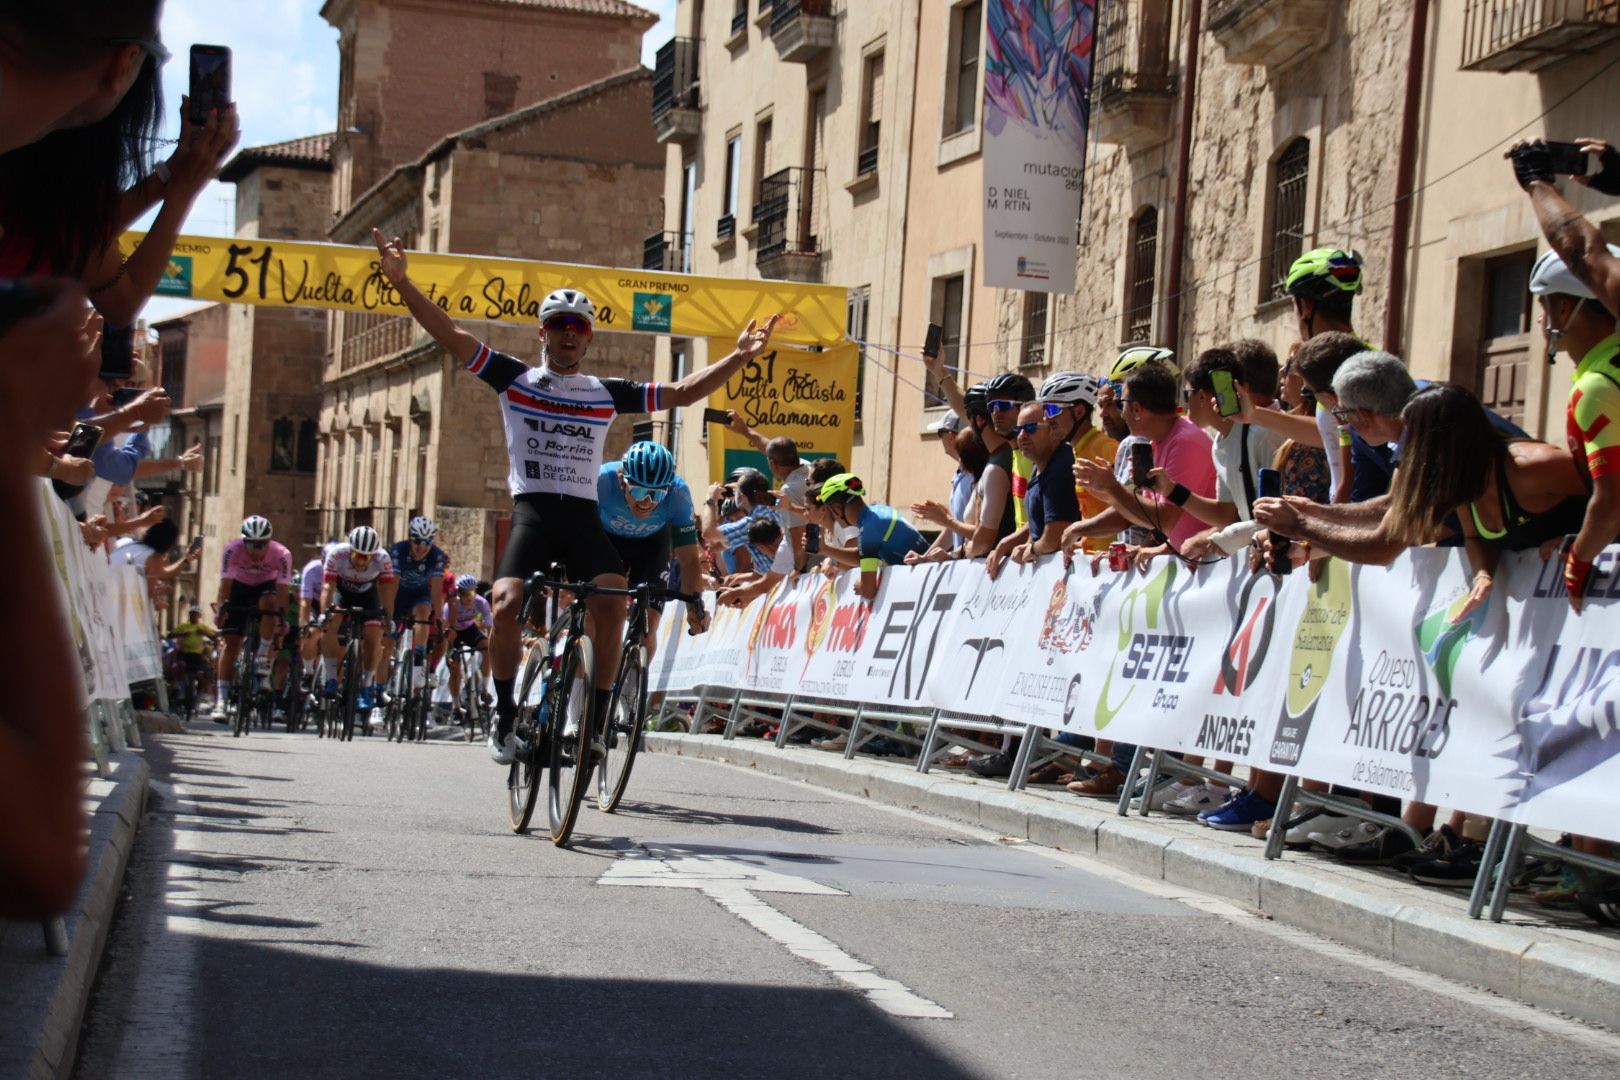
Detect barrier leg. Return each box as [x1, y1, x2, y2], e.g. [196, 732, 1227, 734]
[774, 696, 798, 749]
[721, 689, 746, 740]
[43, 917, 67, 957]
[1138, 749, 1165, 818]
[1487, 824, 1530, 923]
[1117, 745, 1146, 817]
[843, 705, 866, 760]
[98, 701, 128, 755]
[1468, 818, 1510, 920]
[1007, 726, 1039, 792]
[1264, 774, 1299, 861]
[120, 700, 142, 749]
[915, 711, 941, 774]
[86, 707, 109, 778]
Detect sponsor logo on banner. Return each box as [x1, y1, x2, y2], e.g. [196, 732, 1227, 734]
[1269, 559, 1352, 766]
[1096, 562, 1187, 728]
[1195, 574, 1281, 757]
[866, 563, 962, 700]
[157, 255, 194, 297]
[1036, 575, 1098, 658]
[1015, 255, 1050, 282]
[631, 291, 673, 332]
[1506, 643, 1620, 806]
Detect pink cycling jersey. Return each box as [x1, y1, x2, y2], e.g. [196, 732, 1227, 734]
[220, 539, 294, 587]
[443, 594, 491, 631]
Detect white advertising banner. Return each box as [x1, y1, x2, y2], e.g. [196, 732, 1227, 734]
[649, 548, 1620, 845]
[981, 1, 1097, 293]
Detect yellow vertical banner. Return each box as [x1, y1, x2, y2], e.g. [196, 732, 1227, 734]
[705, 339, 859, 483]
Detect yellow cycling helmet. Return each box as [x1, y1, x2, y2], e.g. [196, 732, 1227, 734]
[815, 472, 865, 504]
[1108, 345, 1175, 382]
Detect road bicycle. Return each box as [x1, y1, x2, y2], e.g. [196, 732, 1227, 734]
[317, 603, 389, 742]
[383, 618, 435, 743]
[447, 636, 490, 744]
[220, 604, 275, 738]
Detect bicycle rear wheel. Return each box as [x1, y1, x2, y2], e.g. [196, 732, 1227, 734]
[507, 641, 548, 833]
[546, 635, 595, 847]
[597, 645, 647, 813]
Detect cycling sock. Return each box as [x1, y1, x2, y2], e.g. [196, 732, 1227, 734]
[591, 689, 610, 732]
[322, 657, 336, 682]
[216, 679, 229, 700]
[361, 673, 374, 688]
[494, 676, 516, 713]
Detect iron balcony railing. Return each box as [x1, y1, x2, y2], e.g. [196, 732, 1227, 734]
[643, 231, 693, 273]
[1461, 0, 1620, 70]
[1094, 0, 1176, 105]
[770, 0, 829, 36]
[752, 167, 822, 264]
[651, 37, 700, 120]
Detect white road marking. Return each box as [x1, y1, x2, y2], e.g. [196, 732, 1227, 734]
[599, 848, 953, 1020]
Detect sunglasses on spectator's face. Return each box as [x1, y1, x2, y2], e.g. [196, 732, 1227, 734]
[1011, 420, 1049, 437]
[544, 314, 591, 334]
[988, 399, 1020, 413]
[1117, 396, 1137, 408]
[1331, 406, 1359, 424]
[626, 481, 669, 503]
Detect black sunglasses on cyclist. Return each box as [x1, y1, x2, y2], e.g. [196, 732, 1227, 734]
[543, 314, 591, 334]
[244, 539, 267, 550]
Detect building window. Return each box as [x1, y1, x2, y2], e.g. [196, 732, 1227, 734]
[847, 285, 870, 420]
[945, 2, 983, 138]
[414, 417, 430, 515]
[857, 51, 884, 176]
[721, 132, 742, 237]
[296, 420, 318, 473]
[1020, 292, 1048, 369]
[1475, 252, 1535, 429]
[1125, 206, 1159, 343]
[206, 434, 221, 495]
[731, 0, 747, 34]
[1265, 138, 1311, 301]
[928, 274, 966, 408]
[752, 116, 773, 220]
[679, 157, 697, 272]
[271, 417, 296, 472]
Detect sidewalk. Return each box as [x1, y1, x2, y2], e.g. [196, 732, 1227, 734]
[644, 731, 1620, 1029]
[0, 751, 149, 1080]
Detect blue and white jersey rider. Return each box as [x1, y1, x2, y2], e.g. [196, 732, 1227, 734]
[597, 460, 699, 546]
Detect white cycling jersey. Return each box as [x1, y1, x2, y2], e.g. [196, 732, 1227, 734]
[466, 341, 664, 499]
[322, 544, 396, 592]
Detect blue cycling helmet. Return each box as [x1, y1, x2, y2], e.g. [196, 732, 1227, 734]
[455, 573, 478, 591]
[621, 441, 677, 489]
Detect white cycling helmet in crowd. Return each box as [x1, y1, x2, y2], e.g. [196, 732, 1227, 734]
[348, 525, 382, 555]
[1529, 245, 1620, 351]
[1039, 371, 1102, 408]
[241, 515, 272, 540]
[538, 288, 595, 328]
[455, 573, 478, 591]
[408, 515, 437, 543]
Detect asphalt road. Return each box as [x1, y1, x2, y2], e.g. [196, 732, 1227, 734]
[74, 722, 1620, 1079]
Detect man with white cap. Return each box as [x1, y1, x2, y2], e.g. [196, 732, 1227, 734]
[926, 410, 973, 551]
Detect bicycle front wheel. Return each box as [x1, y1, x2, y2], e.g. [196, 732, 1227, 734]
[546, 635, 595, 847]
[597, 645, 647, 813]
[507, 641, 548, 833]
[340, 643, 361, 742]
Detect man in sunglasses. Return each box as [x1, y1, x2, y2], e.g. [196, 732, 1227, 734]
[371, 230, 776, 765]
[597, 441, 709, 656]
[210, 515, 293, 723]
[986, 402, 1081, 581]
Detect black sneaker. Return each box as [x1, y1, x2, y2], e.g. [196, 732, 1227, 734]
[1391, 824, 1460, 872]
[967, 751, 1013, 778]
[1409, 839, 1485, 887]
[1336, 826, 1417, 865]
[1576, 876, 1620, 927]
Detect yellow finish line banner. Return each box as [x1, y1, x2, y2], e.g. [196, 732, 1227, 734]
[121, 233, 849, 346]
[707, 338, 858, 484]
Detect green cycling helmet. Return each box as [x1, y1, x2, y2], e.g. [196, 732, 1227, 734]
[1108, 346, 1175, 382]
[816, 472, 865, 504]
[1284, 247, 1364, 301]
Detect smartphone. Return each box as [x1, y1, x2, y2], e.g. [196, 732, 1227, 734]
[804, 524, 822, 555]
[99, 324, 135, 381]
[1210, 368, 1242, 418]
[109, 386, 143, 407]
[1257, 467, 1292, 575]
[187, 536, 204, 558]
[1129, 441, 1154, 488]
[1545, 141, 1590, 178]
[703, 407, 733, 425]
[923, 322, 943, 359]
[62, 421, 104, 460]
[188, 45, 232, 126]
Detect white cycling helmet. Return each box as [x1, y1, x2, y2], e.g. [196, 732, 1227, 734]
[455, 573, 478, 591]
[347, 525, 381, 555]
[1039, 371, 1102, 408]
[538, 288, 595, 328]
[1529, 246, 1620, 301]
[241, 515, 272, 540]
[408, 515, 437, 543]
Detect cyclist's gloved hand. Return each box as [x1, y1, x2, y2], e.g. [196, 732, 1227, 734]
[1509, 139, 1557, 191]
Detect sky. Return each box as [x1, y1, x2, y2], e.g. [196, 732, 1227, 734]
[141, 0, 677, 323]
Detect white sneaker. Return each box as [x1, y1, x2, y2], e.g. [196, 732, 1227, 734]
[1308, 819, 1382, 850]
[412, 666, 426, 690]
[1142, 781, 1188, 812]
[488, 731, 521, 765]
[1285, 810, 1354, 846]
[209, 701, 228, 722]
[1163, 783, 1225, 815]
[814, 733, 849, 752]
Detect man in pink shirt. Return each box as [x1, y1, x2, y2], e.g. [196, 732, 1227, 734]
[211, 515, 294, 722]
[1074, 360, 1216, 560]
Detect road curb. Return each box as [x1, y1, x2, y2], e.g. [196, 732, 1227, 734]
[0, 750, 149, 1080]
[643, 732, 1620, 1029]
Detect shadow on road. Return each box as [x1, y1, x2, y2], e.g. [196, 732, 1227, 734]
[611, 800, 841, 836]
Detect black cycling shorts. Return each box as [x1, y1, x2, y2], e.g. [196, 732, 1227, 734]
[608, 531, 673, 611]
[451, 626, 488, 650]
[496, 493, 625, 584]
[332, 585, 383, 625]
[220, 579, 281, 635]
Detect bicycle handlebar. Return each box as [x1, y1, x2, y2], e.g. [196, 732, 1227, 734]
[526, 571, 702, 608]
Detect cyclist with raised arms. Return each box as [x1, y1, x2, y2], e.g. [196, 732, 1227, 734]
[443, 573, 492, 710]
[318, 525, 398, 714]
[371, 229, 779, 765]
[379, 515, 448, 691]
[598, 441, 710, 655]
[210, 516, 293, 723]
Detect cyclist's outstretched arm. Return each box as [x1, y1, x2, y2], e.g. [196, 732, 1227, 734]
[663, 315, 782, 407]
[372, 228, 481, 366]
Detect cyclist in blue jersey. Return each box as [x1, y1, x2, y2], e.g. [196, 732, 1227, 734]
[378, 515, 449, 690]
[598, 442, 710, 655]
[815, 473, 928, 601]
